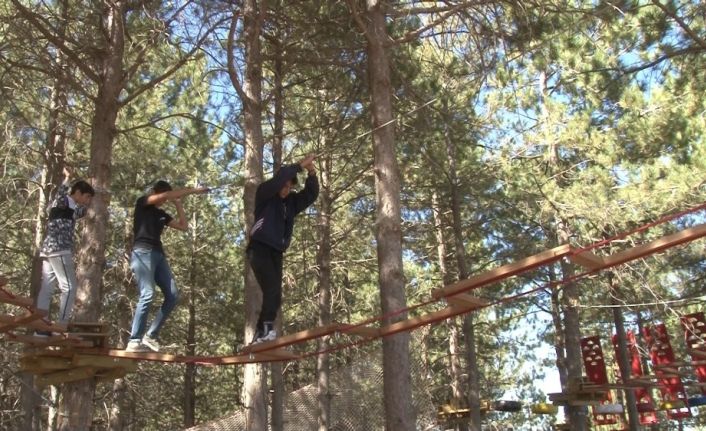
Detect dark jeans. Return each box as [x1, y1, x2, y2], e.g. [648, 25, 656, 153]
[247, 241, 283, 331]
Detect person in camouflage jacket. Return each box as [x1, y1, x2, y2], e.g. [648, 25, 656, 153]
[35, 167, 94, 333]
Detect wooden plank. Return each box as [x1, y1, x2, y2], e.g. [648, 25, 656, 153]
[214, 354, 257, 365]
[581, 382, 647, 390]
[36, 367, 96, 387]
[22, 319, 67, 333]
[72, 354, 138, 372]
[602, 223, 706, 268]
[6, 333, 92, 348]
[568, 249, 605, 270]
[68, 332, 109, 338]
[69, 321, 106, 328]
[0, 310, 46, 332]
[688, 349, 706, 359]
[20, 356, 73, 373]
[377, 305, 470, 338]
[432, 244, 572, 299]
[106, 349, 179, 362]
[240, 323, 341, 354]
[0, 289, 33, 308]
[655, 366, 686, 375]
[445, 294, 490, 309]
[257, 348, 300, 361]
[338, 324, 380, 337]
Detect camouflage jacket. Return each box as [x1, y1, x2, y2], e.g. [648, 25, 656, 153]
[40, 182, 87, 256]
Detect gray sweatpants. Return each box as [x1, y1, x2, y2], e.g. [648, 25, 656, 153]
[37, 254, 78, 324]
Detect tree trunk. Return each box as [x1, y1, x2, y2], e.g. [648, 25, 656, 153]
[59, 2, 126, 430]
[23, 5, 69, 425]
[557, 237, 588, 431]
[432, 191, 466, 429]
[237, 1, 268, 429]
[184, 213, 198, 427]
[270, 23, 285, 430]
[316, 154, 333, 431]
[364, 2, 415, 429]
[443, 101, 479, 431]
[549, 270, 568, 387]
[109, 208, 136, 431]
[609, 273, 639, 431]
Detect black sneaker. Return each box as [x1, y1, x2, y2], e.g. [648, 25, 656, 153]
[33, 331, 52, 338]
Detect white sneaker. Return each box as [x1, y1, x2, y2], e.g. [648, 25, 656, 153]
[259, 329, 277, 342]
[142, 335, 160, 352]
[125, 339, 150, 352]
[257, 322, 277, 343]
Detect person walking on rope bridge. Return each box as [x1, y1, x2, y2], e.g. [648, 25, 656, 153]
[35, 167, 94, 336]
[248, 154, 319, 344]
[126, 181, 208, 353]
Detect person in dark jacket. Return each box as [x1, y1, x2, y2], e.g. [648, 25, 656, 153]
[248, 154, 318, 343]
[126, 180, 208, 352]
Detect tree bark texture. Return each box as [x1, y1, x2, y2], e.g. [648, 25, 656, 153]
[609, 274, 639, 431]
[316, 160, 333, 431]
[60, 2, 126, 429]
[363, 1, 415, 429]
[237, 1, 268, 429]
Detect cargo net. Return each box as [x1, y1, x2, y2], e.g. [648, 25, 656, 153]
[186, 340, 439, 430]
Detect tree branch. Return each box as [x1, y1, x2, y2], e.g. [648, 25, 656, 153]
[650, 0, 706, 51]
[9, 0, 100, 83]
[120, 16, 227, 107]
[345, 0, 374, 45]
[390, 2, 469, 46]
[226, 10, 247, 102]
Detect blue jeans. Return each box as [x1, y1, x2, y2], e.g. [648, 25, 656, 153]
[129, 248, 179, 341]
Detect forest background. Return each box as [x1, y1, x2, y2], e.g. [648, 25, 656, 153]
[1, 1, 705, 430]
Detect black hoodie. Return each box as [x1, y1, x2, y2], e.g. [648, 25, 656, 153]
[249, 164, 319, 251]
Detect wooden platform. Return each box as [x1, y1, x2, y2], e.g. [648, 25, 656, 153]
[548, 391, 606, 406]
[21, 351, 137, 386]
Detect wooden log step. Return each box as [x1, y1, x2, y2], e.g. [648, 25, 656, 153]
[568, 249, 605, 270]
[68, 321, 107, 332]
[20, 356, 73, 374]
[107, 349, 179, 362]
[240, 323, 341, 354]
[36, 367, 96, 387]
[688, 349, 706, 359]
[602, 223, 706, 268]
[72, 354, 138, 372]
[6, 333, 92, 348]
[68, 332, 109, 338]
[337, 324, 380, 337]
[444, 294, 490, 309]
[257, 348, 300, 361]
[377, 305, 471, 338]
[0, 289, 33, 308]
[432, 244, 572, 299]
[21, 319, 67, 333]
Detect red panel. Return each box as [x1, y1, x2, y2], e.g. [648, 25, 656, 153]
[681, 312, 706, 394]
[612, 331, 657, 425]
[581, 336, 617, 425]
[643, 323, 691, 420]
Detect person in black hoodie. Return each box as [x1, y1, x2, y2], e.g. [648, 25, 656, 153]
[248, 154, 318, 343]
